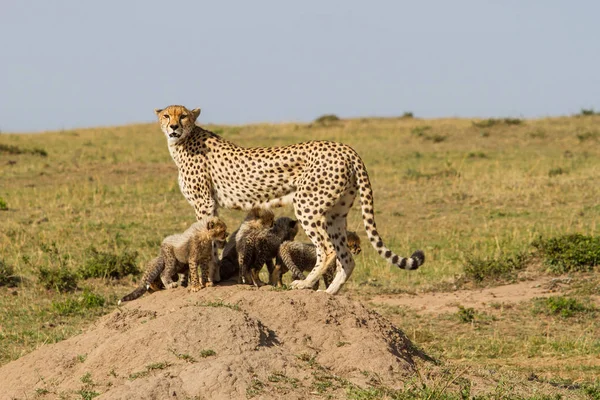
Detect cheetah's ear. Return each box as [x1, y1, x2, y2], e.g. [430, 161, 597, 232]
[190, 108, 201, 121]
[206, 220, 215, 230]
[154, 108, 163, 116]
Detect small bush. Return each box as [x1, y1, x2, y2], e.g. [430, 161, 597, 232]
[37, 265, 78, 293]
[467, 151, 487, 159]
[314, 114, 340, 124]
[456, 305, 476, 323]
[472, 119, 500, 128]
[463, 252, 528, 283]
[472, 118, 523, 128]
[80, 247, 139, 279]
[0, 259, 19, 287]
[401, 111, 414, 118]
[0, 197, 7, 211]
[51, 290, 106, 316]
[503, 118, 523, 125]
[529, 129, 547, 139]
[532, 296, 594, 318]
[579, 108, 598, 116]
[410, 126, 431, 137]
[532, 234, 600, 273]
[576, 130, 599, 142]
[548, 167, 567, 177]
[0, 143, 47, 156]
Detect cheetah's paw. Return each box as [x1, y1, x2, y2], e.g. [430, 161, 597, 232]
[290, 280, 313, 290]
[189, 285, 203, 292]
[165, 282, 179, 289]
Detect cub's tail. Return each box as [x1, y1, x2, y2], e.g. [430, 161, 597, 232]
[118, 257, 164, 305]
[350, 150, 425, 270]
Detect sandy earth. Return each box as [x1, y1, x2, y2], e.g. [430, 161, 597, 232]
[0, 286, 433, 400]
[366, 276, 575, 314]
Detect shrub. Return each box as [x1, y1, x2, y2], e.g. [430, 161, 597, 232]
[79, 247, 139, 279]
[456, 305, 476, 323]
[576, 130, 599, 142]
[401, 111, 414, 118]
[0, 259, 18, 287]
[472, 118, 524, 128]
[410, 126, 431, 137]
[579, 108, 597, 116]
[37, 266, 78, 292]
[548, 167, 567, 177]
[532, 296, 595, 318]
[313, 114, 340, 124]
[51, 290, 106, 316]
[463, 252, 528, 283]
[0, 197, 7, 211]
[0, 143, 47, 156]
[532, 234, 600, 273]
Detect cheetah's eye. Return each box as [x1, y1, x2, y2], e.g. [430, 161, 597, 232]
[162, 114, 169, 119]
[181, 115, 188, 120]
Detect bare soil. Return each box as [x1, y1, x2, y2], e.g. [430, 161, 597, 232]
[367, 276, 569, 315]
[0, 285, 432, 400]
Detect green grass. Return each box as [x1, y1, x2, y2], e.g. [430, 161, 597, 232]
[1, 114, 600, 397]
[533, 234, 600, 273]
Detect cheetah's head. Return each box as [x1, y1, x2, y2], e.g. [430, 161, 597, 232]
[154, 105, 201, 144]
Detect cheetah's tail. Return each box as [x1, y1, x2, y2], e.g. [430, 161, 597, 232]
[350, 152, 425, 270]
[118, 256, 164, 305]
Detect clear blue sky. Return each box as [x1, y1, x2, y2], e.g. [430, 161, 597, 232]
[1, 0, 598, 133]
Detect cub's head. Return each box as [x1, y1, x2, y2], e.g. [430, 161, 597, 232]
[154, 105, 201, 144]
[245, 207, 275, 228]
[206, 217, 229, 245]
[346, 231, 362, 255]
[273, 217, 299, 241]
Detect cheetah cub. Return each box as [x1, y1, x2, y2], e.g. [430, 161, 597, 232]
[118, 217, 228, 304]
[272, 232, 362, 289]
[219, 207, 275, 281]
[237, 213, 299, 287]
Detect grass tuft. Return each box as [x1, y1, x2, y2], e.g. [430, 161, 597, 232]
[463, 252, 528, 283]
[532, 296, 595, 318]
[51, 290, 106, 316]
[0, 143, 48, 156]
[0, 259, 19, 287]
[79, 247, 139, 279]
[37, 265, 78, 293]
[532, 234, 600, 273]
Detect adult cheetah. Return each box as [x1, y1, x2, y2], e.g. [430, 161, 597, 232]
[154, 105, 424, 294]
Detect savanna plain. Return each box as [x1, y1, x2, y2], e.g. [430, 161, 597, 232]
[0, 111, 599, 399]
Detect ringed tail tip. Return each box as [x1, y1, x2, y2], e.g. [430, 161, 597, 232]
[409, 250, 425, 270]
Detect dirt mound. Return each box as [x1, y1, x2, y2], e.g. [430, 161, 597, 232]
[0, 286, 431, 399]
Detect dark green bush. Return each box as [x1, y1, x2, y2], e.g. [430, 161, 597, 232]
[52, 290, 106, 316]
[0, 143, 47, 156]
[313, 114, 340, 124]
[532, 234, 600, 273]
[0, 259, 18, 287]
[37, 266, 78, 293]
[532, 296, 594, 318]
[79, 247, 139, 279]
[464, 252, 528, 283]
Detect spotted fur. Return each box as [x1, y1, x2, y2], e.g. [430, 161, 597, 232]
[118, 217, 228, 304]
[219, 208, 275, 281]
[273, 231, 362, 289]
[155, 105, 425, 294]
[235, 212, 299, 286]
